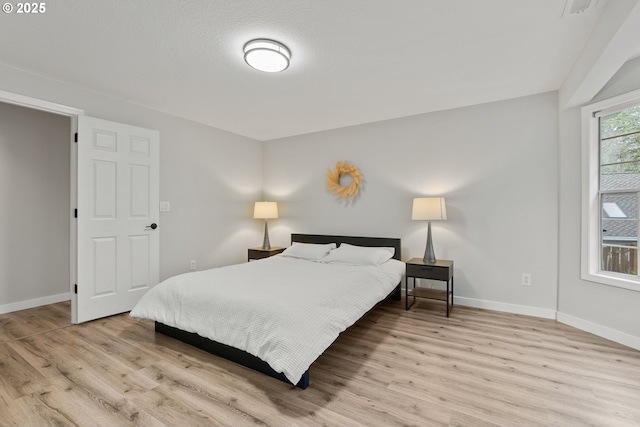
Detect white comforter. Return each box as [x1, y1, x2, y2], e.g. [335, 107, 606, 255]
[130, 255, 404, 384]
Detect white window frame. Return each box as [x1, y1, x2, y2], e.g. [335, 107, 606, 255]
[582, 88, 640, 291]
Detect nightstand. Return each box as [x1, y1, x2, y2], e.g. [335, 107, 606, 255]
[405, 258, 454, 317]
[247, 247, 285, 261]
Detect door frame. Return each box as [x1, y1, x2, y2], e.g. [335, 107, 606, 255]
[0, 89, 84, 323]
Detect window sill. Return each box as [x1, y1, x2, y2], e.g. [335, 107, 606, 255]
[581, 270, 640, 292]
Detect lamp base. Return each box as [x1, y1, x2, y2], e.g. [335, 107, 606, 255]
[423, 221, 436, 263]
[261, 219, 271, 250]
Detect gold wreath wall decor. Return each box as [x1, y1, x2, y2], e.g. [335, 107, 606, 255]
[326, 161, 362, 198]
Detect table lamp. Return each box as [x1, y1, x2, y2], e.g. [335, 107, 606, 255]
[412, 197, 447, 263]
[254, 201, 278, 250]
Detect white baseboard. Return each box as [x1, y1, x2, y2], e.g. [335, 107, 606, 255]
[0, 292, 71, 315]
[557, 312, 640, 351]
[454, 296, 557, 319]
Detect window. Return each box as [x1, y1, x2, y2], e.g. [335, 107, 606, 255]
[582, 89, 640, 290]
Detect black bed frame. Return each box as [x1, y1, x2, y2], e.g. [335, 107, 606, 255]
[154, 233, 402, 389]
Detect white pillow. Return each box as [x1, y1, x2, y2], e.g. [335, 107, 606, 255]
[322, 243, 395, 266]
[279, 242, 337, 261]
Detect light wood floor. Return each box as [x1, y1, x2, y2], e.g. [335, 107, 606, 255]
[1, 299, 639, 427]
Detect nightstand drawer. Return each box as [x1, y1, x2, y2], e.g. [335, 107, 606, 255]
[406, 263, 450, 281]
[248, 247, 285, 261]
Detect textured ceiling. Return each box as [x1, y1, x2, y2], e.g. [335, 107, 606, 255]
[0, 0, 608, 140]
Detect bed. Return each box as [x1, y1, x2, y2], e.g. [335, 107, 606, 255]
[130, 234, 403, 389]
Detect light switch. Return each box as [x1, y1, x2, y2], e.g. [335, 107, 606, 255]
[160, 201, 170, 212]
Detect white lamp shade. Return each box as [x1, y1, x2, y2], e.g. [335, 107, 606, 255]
[253, 201, 278, 219]
[412, 197, 447, 221]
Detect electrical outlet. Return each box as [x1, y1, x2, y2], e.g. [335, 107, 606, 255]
[521, 273, 531, 286]
[190, 260, 196, 271]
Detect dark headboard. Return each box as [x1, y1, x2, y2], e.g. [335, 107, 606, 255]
[291, 234, 401, 261]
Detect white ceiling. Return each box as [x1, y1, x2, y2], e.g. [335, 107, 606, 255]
[0, 0, 611, 140]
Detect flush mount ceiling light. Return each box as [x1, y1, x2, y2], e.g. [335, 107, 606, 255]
[243, 39, 290, 73]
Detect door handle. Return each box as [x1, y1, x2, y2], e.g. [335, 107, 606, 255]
[146, 223, 158, 230]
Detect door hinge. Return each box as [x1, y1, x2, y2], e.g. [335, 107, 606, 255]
[74, 132, 78, 143]
[74, 209, 77, 218]
[74, 284, 78, 294]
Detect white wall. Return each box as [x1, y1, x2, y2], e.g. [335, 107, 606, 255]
[558, 56, 640, 347]
[0, 102, 70, 310]
[0, 64, 264, 295]
[264, 92, 559, 316]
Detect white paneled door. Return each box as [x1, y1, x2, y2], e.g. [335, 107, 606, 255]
[76, 116, 159, 323]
